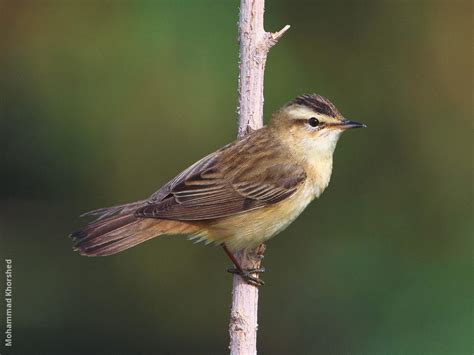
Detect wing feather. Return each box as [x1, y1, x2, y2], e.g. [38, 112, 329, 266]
[136, 159, 306, 221]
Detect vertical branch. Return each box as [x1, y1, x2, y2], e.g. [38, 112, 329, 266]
[229, 1, 290, 354]
[236, 1, 290, 137]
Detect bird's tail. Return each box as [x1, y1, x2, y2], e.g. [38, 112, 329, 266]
[70, 214, 199, 256]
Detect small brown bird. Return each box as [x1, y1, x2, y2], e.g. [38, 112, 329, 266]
[71, 94, 365, 285]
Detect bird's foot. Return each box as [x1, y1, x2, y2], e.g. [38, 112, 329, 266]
[227, 267, 266, 287]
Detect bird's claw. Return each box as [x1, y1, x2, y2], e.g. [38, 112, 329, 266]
[227, 267, 266, 287]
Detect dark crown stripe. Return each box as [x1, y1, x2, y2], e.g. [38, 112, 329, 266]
[289, 94, 340, 118]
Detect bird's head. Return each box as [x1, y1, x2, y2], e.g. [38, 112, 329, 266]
[270, 93, 365, 158]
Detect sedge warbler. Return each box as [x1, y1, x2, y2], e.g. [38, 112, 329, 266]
[71, 93, 365, 285]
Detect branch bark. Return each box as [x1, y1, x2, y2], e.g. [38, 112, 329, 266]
[229, 1, 290, 354]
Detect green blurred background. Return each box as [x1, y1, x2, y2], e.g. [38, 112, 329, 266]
[0, 0, 472, 354]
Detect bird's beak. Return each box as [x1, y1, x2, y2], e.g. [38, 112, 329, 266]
[331, 119, 367, 130]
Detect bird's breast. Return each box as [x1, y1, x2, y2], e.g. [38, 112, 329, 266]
[304, 153, 334, 199]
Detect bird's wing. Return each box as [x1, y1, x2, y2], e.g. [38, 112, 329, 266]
[148, 148, 224, 202]
[135, 143, 306, 221]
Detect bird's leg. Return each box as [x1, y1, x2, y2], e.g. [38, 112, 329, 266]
[222, 244, 265, 286]
[256, 243, 266, 260]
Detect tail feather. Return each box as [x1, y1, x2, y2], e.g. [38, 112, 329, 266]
[71, 214, 200, 257]
[78, 226, 159, 256]
[71, 214, 137, 242]
[80, 200, 148, 220]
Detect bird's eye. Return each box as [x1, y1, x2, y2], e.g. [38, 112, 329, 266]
[308, 117, 320, 127]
